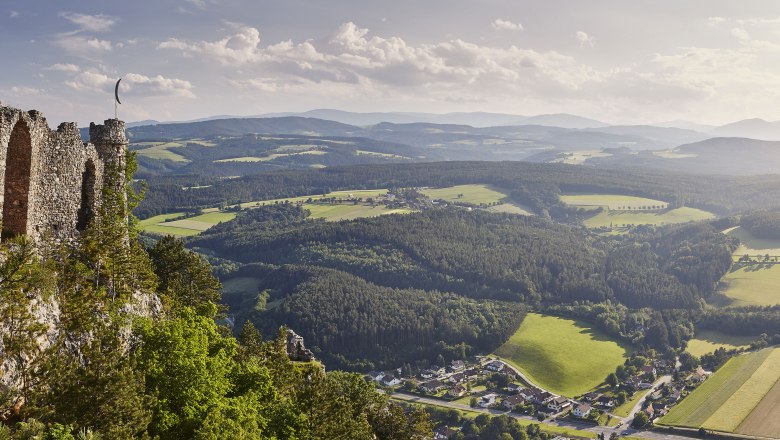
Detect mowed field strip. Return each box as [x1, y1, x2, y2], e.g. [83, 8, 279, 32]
[560, 193, 714, 228]
[659, 348, 780, 433]
[493, 313, 630, 397]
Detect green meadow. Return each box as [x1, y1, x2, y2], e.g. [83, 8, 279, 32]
[494, 313, 630, 397]
[421, 184, 509, 205]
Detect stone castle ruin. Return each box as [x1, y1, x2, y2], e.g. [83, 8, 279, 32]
[0, 106, 127, 242]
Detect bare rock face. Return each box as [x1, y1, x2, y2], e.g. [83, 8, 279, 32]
[286, 329, 315, 362]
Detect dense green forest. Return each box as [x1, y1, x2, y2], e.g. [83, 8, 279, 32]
[136, 161, 780, 219]
[186, 204, 740, 369]
[0, 156, 431, 439]
[740, 210, 780, 239]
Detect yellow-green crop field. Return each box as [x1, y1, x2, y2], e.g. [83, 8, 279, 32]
[659, 347, 780, 437]
[494, 313, 630, 397]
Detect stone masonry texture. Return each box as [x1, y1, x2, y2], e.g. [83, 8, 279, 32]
[0, 106, 127, 242]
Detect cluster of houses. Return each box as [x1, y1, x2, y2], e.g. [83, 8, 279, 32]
[639, 366, 709, 421]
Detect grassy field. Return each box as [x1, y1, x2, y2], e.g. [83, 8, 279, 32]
[560, 193, 713, 228]
[215, 150, 327, 163]
[222, 277, 261, 297]
[421, 184, 509, 205]
[485, 202, 534, 216]
[140, 211, 237, 236]
[727, 226, 780, 256]
[581, 207, 714, 228]
[355, 150, 411, 159]
[493, 313, 630, 397]
[305, 204, 412, 221]
[718, 265, 780, 307]
[560, 193, 668, 210]
[238, 189, 390, 208]
[132, 142, 189, 162]
[686, 330, 754, 357]
[659, 348, 779, 432]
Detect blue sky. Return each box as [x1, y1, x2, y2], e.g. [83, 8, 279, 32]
[3, 0, 780, 126]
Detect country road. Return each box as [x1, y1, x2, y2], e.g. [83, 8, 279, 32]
[390, 391, 696, 440]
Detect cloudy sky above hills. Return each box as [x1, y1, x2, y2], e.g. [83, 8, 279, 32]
[3, 0, 780, 126]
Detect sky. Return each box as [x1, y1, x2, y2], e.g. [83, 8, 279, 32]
[3, 0, 780, 126]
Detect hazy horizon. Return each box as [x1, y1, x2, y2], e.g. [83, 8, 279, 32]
[4, 1, 780, 127]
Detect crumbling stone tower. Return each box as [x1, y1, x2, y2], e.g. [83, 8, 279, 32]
[0, 106, 128, 242]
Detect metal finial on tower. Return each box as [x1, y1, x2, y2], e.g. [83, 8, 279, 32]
[114, 78, 122, 119]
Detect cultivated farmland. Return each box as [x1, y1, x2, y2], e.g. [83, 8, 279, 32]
[659, 347, 780, 435]
[493, 313, 630, 397]
[560, 193, 714, 228]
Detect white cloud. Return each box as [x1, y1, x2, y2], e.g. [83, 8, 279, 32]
[575, 31, 594, 47]
[53, 35, 112, 55]
[65, 70, 194, 98]
[9, 87, 44, 96]
[46, 63, 81, 72]
[186, 0, 207, 8]
[731, 27, 750, 41]
[158, 25, 264, 65]
[491, 19, 523, 31]
[707, 16, 726, 26]
[59, 12, 118, 33]
[9, 11, 19, 19]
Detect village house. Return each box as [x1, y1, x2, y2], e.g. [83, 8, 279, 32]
[367, 371, 385, 382]
[573, 403, 592, 418]
[504, 383, 523, 394]
[447, 384, 467, 398]
[420, 379, 445, 393]
[381, 375, 401, 387]
[581, 392, 600, 402]
[463, 368, 481, 379]
[547, 396, 571, 412]
[640, 365, 657, 377]
[448, 373, 465, 384]
[502, 394, 528, 411]
[521, 388, 553, 405]
[420, 370, 436, 379]
[486, 360, 505, 372]
[478, 393, 498, 408]
[595, 395, 615, 409]
[688, 366, 709, 383]
[450, 360, 465, 371]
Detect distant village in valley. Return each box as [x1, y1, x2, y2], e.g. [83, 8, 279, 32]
[365, 353, 713, 439]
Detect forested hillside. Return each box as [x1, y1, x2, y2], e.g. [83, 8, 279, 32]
[0, 157, 432, 439]
[137, 161, 780, 219]
[189, 205, 738, 369]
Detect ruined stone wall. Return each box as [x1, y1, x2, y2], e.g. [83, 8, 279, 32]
[0, 106, 127, 242]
